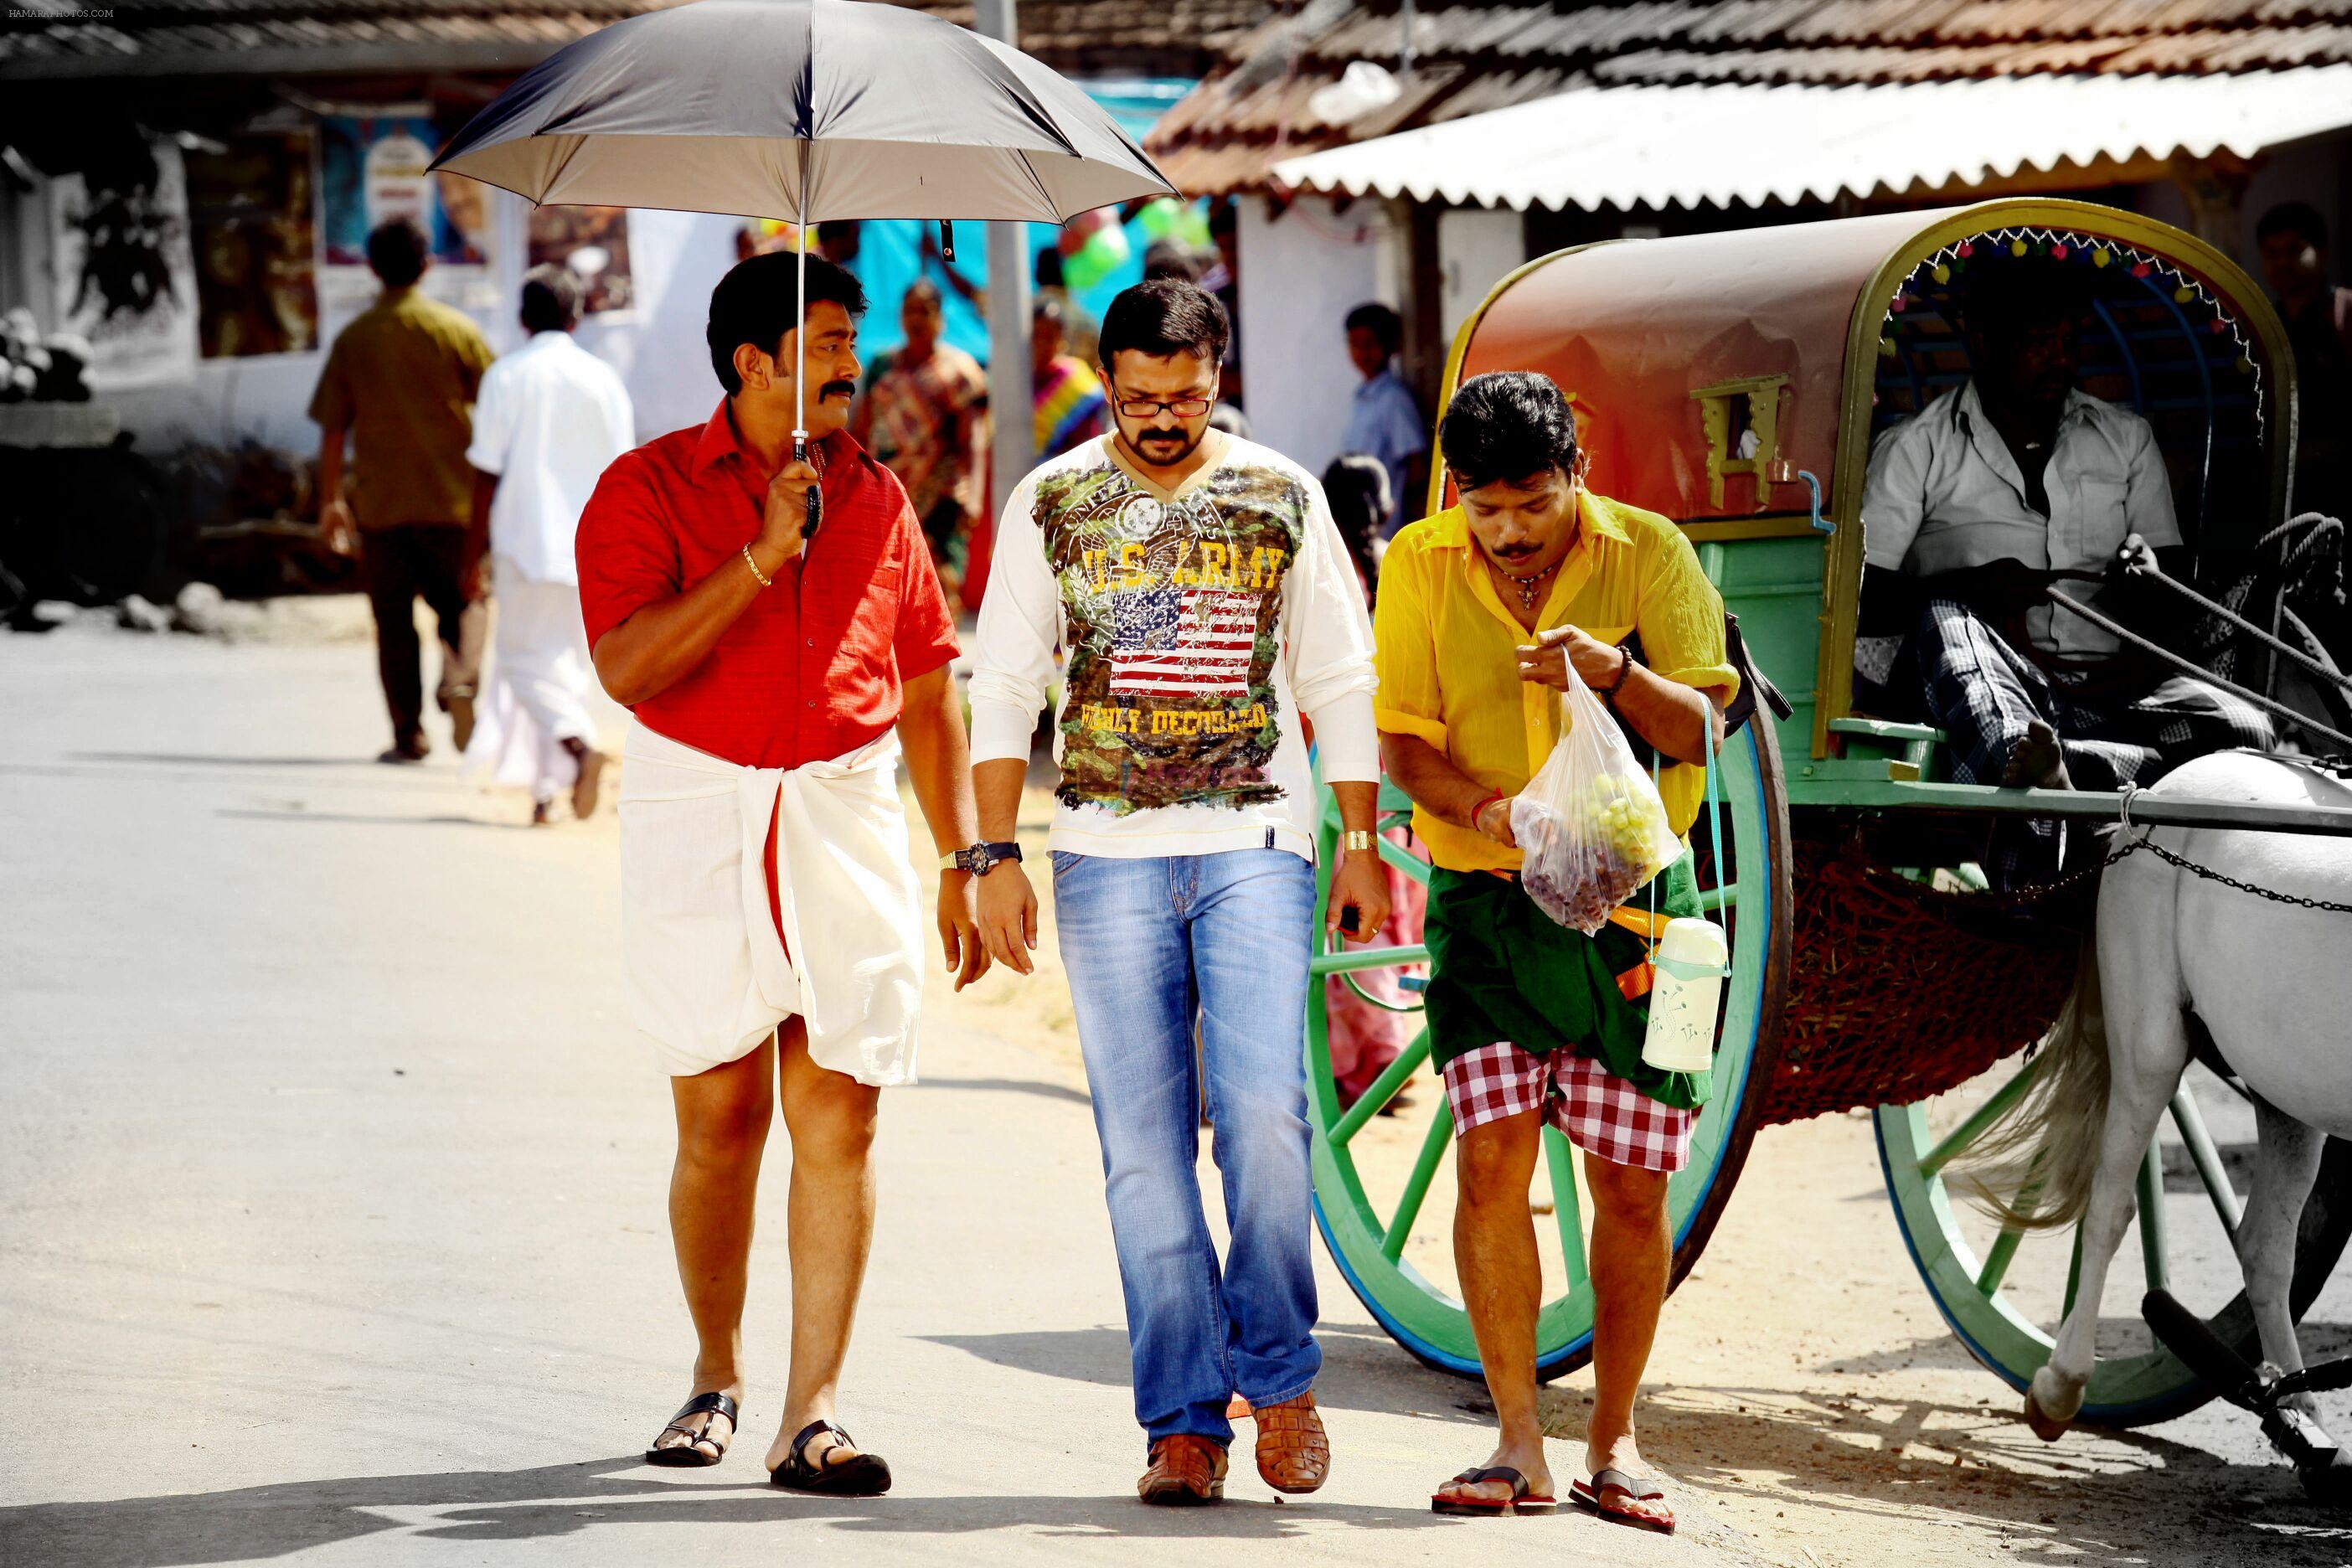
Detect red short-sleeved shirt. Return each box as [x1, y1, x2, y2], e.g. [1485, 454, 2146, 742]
[578, 402, 960, 770]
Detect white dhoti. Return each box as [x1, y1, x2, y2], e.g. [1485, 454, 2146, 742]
[462, 557, 600, 802]
[617, 720, 926, 1086]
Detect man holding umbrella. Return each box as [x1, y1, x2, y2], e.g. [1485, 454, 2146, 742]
[577, 249, 987, 1492]
[429, 0, 1184, 1498]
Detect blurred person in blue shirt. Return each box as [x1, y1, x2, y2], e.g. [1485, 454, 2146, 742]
[1341, 302, 1429, 536]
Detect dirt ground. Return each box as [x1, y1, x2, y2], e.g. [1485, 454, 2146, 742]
[81, 591, 2352, 1565]
[918, 773, 2352, 1568]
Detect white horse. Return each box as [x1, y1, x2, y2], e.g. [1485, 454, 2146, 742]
[1957, 750, 2352, 1468]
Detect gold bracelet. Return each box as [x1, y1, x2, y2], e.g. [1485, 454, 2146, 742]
[1342, 828, 1374, 853]
[740, 544, 773, 590]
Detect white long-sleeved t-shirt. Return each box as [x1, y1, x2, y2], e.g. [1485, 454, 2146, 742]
[967, 431, 1379, 863]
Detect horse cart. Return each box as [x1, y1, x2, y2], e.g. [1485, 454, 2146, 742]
[1303, 199, 2352, 1433]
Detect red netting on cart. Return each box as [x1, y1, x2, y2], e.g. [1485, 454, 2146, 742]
[1763, 838, 2079, 1125]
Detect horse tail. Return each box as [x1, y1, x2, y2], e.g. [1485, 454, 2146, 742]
[1954, 927, 2112, 1231]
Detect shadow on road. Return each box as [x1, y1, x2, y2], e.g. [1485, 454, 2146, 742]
[73, 752, 381, 769]
[1816, 1318, 2352, 1385]
[0, 1455, 1459, 1566]
[215, 807, 521, 830]
[922, 1319, 1497, 1426]
[913, 1075, 1093, 1107]
[1811, 1331, 1990, 1378]
[1602, 1381, 2352, 1568]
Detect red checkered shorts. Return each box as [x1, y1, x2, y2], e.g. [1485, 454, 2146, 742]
[1441, 1042, 1695, 1172]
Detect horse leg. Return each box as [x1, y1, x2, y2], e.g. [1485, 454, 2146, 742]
[2240, 1096, 2352, 1497]
[2027, 1000, 2188, 1440]
[2244, 1096, 2326, 1407]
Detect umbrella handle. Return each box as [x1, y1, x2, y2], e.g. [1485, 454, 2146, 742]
[794, 431, 823, 542]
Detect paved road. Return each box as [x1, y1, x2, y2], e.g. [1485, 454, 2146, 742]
[0, 619, 1760, 1568]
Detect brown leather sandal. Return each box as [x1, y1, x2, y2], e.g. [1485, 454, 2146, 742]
[1252, 1391, 1330, 1493]
[1138, 1434, 1228, 1505]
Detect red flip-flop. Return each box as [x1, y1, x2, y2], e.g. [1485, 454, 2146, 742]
[1431, 1465, 1558, 1516]
[1571, 1467, 1674, 1534]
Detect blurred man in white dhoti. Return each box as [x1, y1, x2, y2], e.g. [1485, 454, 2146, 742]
[461, 266, 636, 823]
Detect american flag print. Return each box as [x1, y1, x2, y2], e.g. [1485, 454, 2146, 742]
[1109, 586, 1262, 699]
[1032, 449, 1306, 814]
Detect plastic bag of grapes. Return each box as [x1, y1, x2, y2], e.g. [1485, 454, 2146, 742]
[1510, 672, 1684, 935]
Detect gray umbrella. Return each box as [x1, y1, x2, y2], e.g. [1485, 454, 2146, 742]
[431, 0, 1178, 504]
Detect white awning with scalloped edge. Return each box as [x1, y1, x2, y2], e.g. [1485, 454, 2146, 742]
[1270, 69, 2352, 212]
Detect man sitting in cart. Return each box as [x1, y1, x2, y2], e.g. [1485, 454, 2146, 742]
[1859, 256, 2272, 887]
[1376, 371, 1736, 1530]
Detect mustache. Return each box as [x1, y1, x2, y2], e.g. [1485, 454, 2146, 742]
[1139, 427, 1188, 442]
[1494, 542, 1540, 559]
[818, 379, 857, 400]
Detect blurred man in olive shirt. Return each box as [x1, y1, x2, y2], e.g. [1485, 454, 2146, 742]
[311, 218, 495, 762]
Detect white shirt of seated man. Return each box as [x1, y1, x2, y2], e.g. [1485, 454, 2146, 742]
[1860, 374, 2179, 669]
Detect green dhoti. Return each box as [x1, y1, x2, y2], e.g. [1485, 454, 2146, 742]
[1421, 852, 1711, 1112]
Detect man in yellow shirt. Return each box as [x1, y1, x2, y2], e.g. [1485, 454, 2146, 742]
[1375, 372, 1736, 1532]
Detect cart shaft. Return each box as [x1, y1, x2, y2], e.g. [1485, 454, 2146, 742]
[1789, 779, 2352, 838]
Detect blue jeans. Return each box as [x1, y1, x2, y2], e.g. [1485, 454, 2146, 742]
[1051, 848, 1323, 1451]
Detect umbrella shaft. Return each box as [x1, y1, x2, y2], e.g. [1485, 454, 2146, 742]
[795, 228, 807, 441]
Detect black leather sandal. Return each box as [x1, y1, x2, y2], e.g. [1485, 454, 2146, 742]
[644, 1390, 739, 1467]
[770, 1418, 893, 1496]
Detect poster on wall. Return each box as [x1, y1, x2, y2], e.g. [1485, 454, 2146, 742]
[318, 111, 495, 309]
[527, 206, 633, 315]
[49, 134, 201, 389]
[186, 131, 321, 359]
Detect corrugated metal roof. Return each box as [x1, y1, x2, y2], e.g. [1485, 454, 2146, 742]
[2107, 18, 2352, 64]
[0, 0, 1270, 79]
[1429, 63, 1571, 119]
[1162, 137, 1332, 196]
[1271, 64, 2352, 209]
[1683, 0, 1849, 46]
[1149, 0, 2352, 195]
[1, 10, 635, 66]
[1591, 37, 2143, 79]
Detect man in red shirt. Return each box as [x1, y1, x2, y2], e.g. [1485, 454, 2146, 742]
[576, 250, 988, 1495]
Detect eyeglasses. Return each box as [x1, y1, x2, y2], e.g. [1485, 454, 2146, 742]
[1112, 393, 1215, 420]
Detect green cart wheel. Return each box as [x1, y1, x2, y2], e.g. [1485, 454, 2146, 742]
[1307, 719, 1790, 1379]
[1876, 1068, 2352, 1426]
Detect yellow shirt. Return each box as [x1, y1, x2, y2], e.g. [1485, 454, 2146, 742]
[1373, 490, 1739, 874]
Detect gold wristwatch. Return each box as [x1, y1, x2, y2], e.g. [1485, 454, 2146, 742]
[1342, 829, 1375, 853]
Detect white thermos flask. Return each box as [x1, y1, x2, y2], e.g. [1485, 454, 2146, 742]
[1640, 916, 1728, 1073]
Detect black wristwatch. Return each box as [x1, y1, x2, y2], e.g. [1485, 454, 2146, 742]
[942, 841, 1024, 876]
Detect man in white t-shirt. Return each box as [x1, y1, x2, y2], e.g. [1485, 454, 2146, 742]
[966, 281, 1390, 1506]
[461, 266, 636, 822]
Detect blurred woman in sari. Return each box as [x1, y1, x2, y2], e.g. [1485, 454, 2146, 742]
[1031, 296, 1107, 461]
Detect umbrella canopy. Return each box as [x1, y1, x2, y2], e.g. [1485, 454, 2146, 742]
[429, 0, 1176, 227]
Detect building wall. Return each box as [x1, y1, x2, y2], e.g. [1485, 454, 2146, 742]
[568, 208, 743, 442]
[1436, 206, 1527, 347]
[1235, 193, 1397, 481]
[15, 187, 743, 465]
